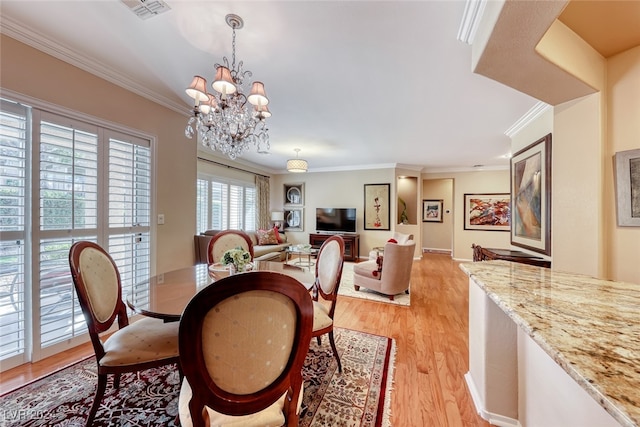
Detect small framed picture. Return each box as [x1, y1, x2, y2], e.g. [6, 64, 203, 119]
[364, 183, 391, 230]
[464, 194, 510, 231]
[284, 208, 303, 231]
[422, 199, 443, 222]
[284, 183, 304, 206]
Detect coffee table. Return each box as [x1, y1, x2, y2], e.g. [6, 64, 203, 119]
[285, 245, 318, 269]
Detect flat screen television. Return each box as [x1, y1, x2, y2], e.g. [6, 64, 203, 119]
[315, 208, 357, 234]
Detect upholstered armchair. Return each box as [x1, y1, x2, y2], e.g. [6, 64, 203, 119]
[367, 232, 414, 260]
[353, 240, 416, 300]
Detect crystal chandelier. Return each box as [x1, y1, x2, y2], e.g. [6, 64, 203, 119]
[184, 14, 270, 159]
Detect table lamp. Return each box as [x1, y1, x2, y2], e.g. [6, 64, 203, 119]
[271, 211, 284, 230]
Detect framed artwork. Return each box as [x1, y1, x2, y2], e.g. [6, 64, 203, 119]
[284, 183, 304, 206]
[510, 133, 552, 255]
[614, 148, 640, 226]
[422, 199, 443, 222]
[364, 183, 390, 230]
[284, 208, 303, 231]
[463, 193, 510, 231]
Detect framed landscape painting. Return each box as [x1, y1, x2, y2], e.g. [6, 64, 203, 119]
[464, 193, 510, 231]
[422, 199, 443, 222]
[364, 183, 390, 230]
[510, 133, 552, 255]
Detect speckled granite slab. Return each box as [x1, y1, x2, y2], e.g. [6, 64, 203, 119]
[460, 260, 639, 427]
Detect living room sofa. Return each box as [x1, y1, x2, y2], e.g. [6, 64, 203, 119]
[194, 229, 290, 264]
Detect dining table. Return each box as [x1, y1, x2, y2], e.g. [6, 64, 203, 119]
[126, 261, 315, 322]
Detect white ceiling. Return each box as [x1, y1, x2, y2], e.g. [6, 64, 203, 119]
[1, 0, 541, 174]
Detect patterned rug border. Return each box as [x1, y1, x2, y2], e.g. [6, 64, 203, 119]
[381, 336, 396, 427]
[0, 327, 396, 427]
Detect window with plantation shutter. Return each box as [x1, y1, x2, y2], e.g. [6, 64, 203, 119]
[37, 113, 99, 350]
[106, 132, 151, 304]
[196, 179, 209, 234]
[196, 175, 255, 233]
[0, 98, 154, 369]
[0, 99, 28, 362]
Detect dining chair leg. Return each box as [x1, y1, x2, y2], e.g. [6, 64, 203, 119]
[114, 372, 121, 388]
[328, 331, 342, 373]
[86, 373, 108, 426]
[316, 336, 322, 345]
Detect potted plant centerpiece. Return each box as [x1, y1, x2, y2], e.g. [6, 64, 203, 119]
[222, 247, 252, 274]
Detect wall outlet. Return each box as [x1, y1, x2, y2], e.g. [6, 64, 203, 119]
[157, 214, 165, 225]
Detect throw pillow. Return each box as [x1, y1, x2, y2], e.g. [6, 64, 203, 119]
[387, 238, 398, 244]
[373, 255, 384, 278]
[257, 228, 278, 245]
[272, 226, 283, 244]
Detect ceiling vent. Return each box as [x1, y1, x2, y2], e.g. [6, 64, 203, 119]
[121, 0, 171, 20]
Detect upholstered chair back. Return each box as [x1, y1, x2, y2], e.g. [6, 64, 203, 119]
[203, 290, 296, 393]
[179, 271, 313, 427]
[380, 240, 415, 288]
[315, 236, 345, 296]
[207, 230, 254, 264]
[69, 241, 127, 335]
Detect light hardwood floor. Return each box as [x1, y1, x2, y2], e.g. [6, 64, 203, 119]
[0, 253, 490, 426]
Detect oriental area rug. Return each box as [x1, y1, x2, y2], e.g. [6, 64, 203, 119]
[338, 262, 411, 306]
[0, 328, 395, 427]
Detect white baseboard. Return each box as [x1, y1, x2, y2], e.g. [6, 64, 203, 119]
[464, 372, 520, 427]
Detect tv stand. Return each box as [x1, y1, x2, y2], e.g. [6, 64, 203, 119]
[310, 233, 360, 262]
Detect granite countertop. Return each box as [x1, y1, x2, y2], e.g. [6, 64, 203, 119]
[459, 261, 639, 427]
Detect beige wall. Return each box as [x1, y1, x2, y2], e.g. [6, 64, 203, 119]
[422, 178, 453, 252]
[422, 170, 510, 261]
[605, 46, 640, 283]
[522, 20, 639, 284]
[552, 93, 604, 277]
[271, 168, 401, 259]
[1, 35, 196, 274]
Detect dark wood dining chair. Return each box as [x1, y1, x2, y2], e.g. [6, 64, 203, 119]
[311, 234, 345, 372]
[178, 271, 313, 427]
[206, 229, 255, 264]
[68, 241, 180, 426]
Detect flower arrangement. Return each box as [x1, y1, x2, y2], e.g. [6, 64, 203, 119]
[222, 247, 251, 272]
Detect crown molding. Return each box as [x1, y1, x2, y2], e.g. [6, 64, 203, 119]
[276, 162, 397, 174]
[423, 164, 509, 174]
[504, 101, 551, 138]
[457, 0, 488, 44]
[1, 16, 189, 117]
